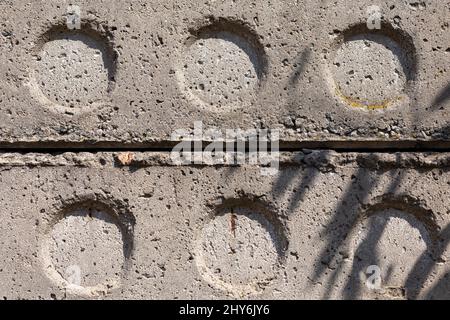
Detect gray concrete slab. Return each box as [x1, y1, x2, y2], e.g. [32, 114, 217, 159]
[0, 151, 448, 299]
[0, 0, 448, 145]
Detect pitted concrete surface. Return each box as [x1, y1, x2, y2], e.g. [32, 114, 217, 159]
[196, 206, 284, 297]
[32, 33, 113, 112]
[331, 34, 408, 109]
[0, 0, 448, 144]
[0, 152, 448, 300]
[348, 209, 432, 299]
[0, 0, 449, 301]
[46, 206, 125, 294]
[182, 30, 261, 111]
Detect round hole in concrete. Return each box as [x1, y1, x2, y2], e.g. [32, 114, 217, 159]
[195, 203, 286, 297]
[349, 208, 434, 299]
[328, 24, 416, 110]
[29, 26, 116, 113]
[180, 20, 266, 111]
[44, 203, 130, 296]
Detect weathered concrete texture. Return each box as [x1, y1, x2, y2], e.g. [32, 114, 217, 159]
[0, 151, 448, 300]
[0, 0, 449, 144]
[0, 0, 449, 302]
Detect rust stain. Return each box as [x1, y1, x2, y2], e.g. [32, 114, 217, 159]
[230, 209, 237, 238]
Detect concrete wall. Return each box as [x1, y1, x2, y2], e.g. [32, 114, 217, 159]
[1, 0, 449, 145]
[0, 0, 449, 299]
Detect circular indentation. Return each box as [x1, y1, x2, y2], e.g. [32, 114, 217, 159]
[180, 21, 266, 110]
[328, 25, 416, 110]
[29, 26, 115, 112]
[196, 203, 286, 297]
[350, 209, 433, 298]
[42, 201, 132, 296]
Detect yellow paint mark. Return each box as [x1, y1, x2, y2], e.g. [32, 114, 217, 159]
[335, 87, 402, 110]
